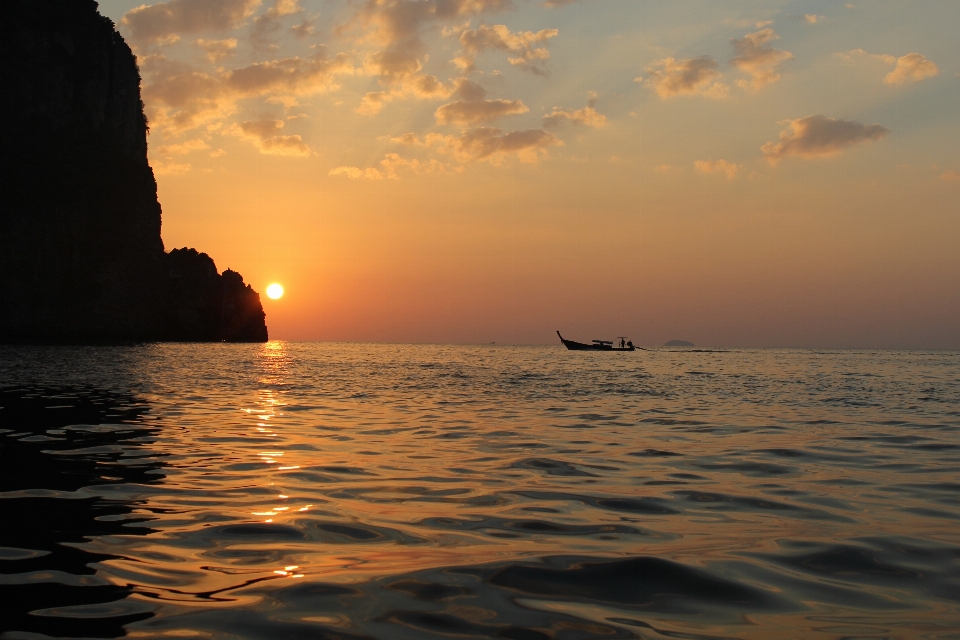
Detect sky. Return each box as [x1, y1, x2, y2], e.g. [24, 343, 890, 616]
[96, 0, 959, 348]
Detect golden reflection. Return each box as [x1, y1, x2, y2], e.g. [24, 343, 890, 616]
[248, 345, 295, 533]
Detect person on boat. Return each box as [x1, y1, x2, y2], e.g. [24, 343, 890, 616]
[620, 338, 626, 348]
[627, 340, 634, 348]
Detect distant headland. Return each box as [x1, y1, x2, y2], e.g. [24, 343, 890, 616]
[664, 340, 695, 347]
[0, 0, 266, 343]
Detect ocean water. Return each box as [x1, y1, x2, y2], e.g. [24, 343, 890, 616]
[1, 343, 958, 639]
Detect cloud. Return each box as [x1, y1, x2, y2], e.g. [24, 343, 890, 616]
[226, 119, 311, 155]
[195, 38, 237, 63]
[940, 170, 960, 182]
[432, 78, 527, 125]
[388, 127, 560, 164]
[159, 138, 210, 154]
[330, 166, 384, 179]
[379, 153, 460, 178]
[342, 0, 514, 47]
[883, 53, 940, 85]
[290, 17, 316, 38]
[543, 0, 579, 6]
[449, 127, 560, 163]
[802, 14, 822, 23]
[408, 74, 455, 98]
[251, 0, 303, 48]
[355, 74, 455, 115]
[122, 0, 262, 43]
[334, 124, 562, 177]
[694, 159, 741, 179]
[730, 29, 793, 90]
[142, 49, 353, 133]
[329, 153, 460, 180]
[644, 56, 727, 98]
[761, 115, 889, 165]
[153, 159, 192, 175]
[459, 24, 559, 74]
[341, 0, 513, 86]
[542, 95, 607, 128]
[363, 47, 424, 84]
[356, 91, 392, 115]
[837, 50, 939, 85]
[390, 132, 423, 145]
[141, 56, 228, 132]
[224, 49, 354, 95]
[435, 99, 528, 125]
[542, 105, 607, 128]
[836, 48, 895, 64]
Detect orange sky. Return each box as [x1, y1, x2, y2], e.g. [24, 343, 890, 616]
[99, 0, 959, 348]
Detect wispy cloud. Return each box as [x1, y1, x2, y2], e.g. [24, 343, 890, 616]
[152, 159, 193, 175]
[339, 0, 513, 86]
[388, 127, 560, 164]
[542, 94, 607, 128]
[762, 115, 889, 165]
[459, 24, 559, 75]
[837, 49, 939, 85]
[329, 166, 384, 179]
[883, 53, 939, 85]
[730, 29, 793, 90]
[224, 48, 354, 95]
[644, 56, 727, 98]
[450, 127, 560, 163]
[436, 99, 529, 125]
[159, 138, 210, 155]
[195, 38, 238, 63]
[122, 0, 262, 44]
[694, 159, 741, 179]
[434, 79, 527, 125]
[225, 119, 311, 155]
[141, 47, 354, 133]
[251, 0, 303, 49]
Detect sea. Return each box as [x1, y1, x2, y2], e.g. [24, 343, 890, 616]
[1, 343, 958, 639]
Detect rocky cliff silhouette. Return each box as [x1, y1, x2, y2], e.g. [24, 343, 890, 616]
[0, 0, 267, 343]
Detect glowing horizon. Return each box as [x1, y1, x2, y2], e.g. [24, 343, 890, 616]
[98, 0, 959, 349]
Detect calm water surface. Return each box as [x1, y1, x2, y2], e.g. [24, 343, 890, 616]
[1, 343, 958, 639]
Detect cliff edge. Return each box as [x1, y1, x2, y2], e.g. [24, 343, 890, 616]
[0, 0, 267, 342]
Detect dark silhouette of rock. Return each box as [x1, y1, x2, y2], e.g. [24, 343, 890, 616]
[164, 249, 267, 342]
[665, 340, 695, 347]
[0, 0, 267, 343]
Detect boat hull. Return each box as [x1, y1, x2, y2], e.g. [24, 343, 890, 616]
[557, 332, 635, 351]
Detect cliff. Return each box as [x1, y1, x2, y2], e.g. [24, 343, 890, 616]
[0, 0, 267, 342]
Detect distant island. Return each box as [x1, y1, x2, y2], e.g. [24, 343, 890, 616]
[664, 340, 695, 347]
[0, 0, 266, 343]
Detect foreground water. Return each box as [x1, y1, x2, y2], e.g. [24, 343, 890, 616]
[1, 343, 958, 639]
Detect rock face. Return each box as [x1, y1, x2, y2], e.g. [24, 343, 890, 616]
[0, 0, 267, 342]
[165, 249, 268, 342]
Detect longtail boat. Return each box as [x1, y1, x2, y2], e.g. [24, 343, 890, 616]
[557, 331, 636, 351]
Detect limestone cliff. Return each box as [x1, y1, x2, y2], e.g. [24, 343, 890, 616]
[0, 0, 267, 342]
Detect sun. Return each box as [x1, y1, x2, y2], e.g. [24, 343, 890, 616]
[266, 283, 284, 300]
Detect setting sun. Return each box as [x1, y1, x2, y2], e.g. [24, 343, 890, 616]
[266, 284, 284, 300]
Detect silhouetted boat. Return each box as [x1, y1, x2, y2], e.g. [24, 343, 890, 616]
[557, 331, 636, 351]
